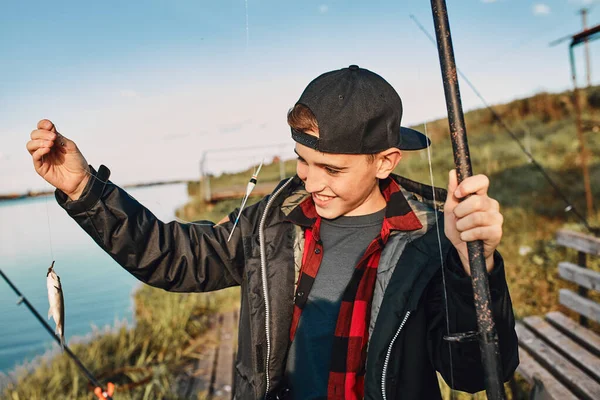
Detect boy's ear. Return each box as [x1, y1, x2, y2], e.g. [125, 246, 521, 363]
[375, 148, 402, 179]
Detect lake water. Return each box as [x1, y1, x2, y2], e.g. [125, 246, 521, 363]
[0, 183, 189, 373]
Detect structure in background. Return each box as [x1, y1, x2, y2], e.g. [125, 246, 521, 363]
[199, 144, 294, 203]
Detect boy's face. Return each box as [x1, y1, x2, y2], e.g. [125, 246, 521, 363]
[295, 138, 387, 219]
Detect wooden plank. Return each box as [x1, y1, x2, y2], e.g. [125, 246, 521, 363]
[546, 311, 600, 358]
[176, 316, 220, 399]
[559, 261, 600, 292]
[559, 289, 600, 324]
[516, 322, 600, 400]
[188, 346, 217, 398]
[213, 311, 235, 400]
[516, 346, 577, 399]
[523, 315, 600, 382]
[556, 229, 600, 256]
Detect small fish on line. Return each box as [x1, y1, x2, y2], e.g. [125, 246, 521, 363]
[46, 260, 65, 349]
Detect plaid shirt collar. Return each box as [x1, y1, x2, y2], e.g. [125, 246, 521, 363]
[285, 176, 424, 235]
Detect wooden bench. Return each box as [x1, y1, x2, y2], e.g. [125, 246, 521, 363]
[516, 229, 600, 399]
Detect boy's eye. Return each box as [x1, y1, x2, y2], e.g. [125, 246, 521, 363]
[325, 167, 341, 175]
[297, 157, 307, 164]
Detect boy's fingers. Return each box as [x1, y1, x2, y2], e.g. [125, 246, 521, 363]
[32, 146, 51, 167]
[37, 119, 57, 133]
[455, 211, 503, 232]
[26, 139, 54, 155]
[30, 129, 57, 141]
[26, 140, 39, 155]
[31, 124, 71, 151]
[454, 174, 489, 198]
[459, 224, 502, 243]
[452, 195, 495, 218]
[447, 169, 458, 194]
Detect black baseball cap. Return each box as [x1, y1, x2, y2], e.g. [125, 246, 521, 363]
[291, 65, 430, 153]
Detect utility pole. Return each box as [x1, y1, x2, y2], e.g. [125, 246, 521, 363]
[580, 8, 592, 87]
[568, 24, 600, 222]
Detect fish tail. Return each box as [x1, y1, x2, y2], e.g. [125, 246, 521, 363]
[55, 325, 65, 350]
[58, 327, 65, 351]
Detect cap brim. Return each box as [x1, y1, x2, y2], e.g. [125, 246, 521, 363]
[399, 127, 431, 151]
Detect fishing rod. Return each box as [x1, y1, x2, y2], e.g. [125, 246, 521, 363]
[429, 1, 506, 399]
[410, 14, 598, 235]
[0, 268, 114, 400]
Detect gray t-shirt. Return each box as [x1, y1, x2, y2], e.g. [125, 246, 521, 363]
[285, 208, 385, 399]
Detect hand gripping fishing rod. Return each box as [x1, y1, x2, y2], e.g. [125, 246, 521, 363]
[429, 1, 506, 399]
[0, 268, 114, 400]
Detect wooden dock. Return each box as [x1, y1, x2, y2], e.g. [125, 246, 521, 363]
[177, 310, 239, 400]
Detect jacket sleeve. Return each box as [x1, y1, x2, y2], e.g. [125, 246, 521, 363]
[55, 165, 249, 292]
[425, 246, 519, 393]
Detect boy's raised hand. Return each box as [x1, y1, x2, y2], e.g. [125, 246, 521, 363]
[26, 119, 90, 200]
[444, 169, 503, 275]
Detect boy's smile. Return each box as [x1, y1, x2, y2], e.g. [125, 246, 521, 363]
[312, 193, 335, 207]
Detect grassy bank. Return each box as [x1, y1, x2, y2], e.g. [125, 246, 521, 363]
[3, 87, 599, 399]
[2, 285, 239, 399]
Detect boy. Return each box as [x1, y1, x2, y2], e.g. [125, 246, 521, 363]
[27, 65, 518, 399]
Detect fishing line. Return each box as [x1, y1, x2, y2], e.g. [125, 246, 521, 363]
[414, 23, 457, 390]
[409, 14, 597, 234]
[423, 120, 456, 399]
[245, 0, 250, 50]
[31, 155, 114, 398]
[40, 155, 55, 261]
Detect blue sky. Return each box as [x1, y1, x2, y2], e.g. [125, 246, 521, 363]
[1, 0, 598, 193]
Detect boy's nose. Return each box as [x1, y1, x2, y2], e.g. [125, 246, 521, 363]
[304, 169, 326, 194]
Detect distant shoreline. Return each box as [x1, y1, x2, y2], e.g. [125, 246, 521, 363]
[0, 180, 190, 202]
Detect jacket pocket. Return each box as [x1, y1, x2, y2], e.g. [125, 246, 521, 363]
[234, 362, 257, 399]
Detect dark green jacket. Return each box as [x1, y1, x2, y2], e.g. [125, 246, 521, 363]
[56, 165, 519, 399]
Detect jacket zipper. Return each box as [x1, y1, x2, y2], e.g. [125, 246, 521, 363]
[381, 311, 411, 400]
[259, 178, 294, 399]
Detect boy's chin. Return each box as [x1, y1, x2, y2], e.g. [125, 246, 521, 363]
[315, 206, 344, 220]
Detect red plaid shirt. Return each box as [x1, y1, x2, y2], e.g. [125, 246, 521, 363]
[285, 178, 423, 399]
